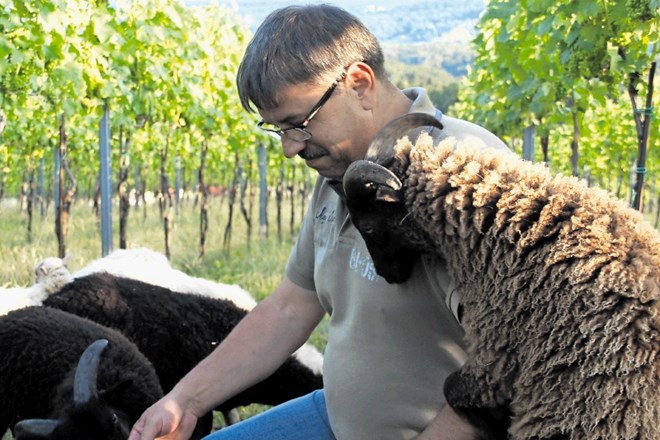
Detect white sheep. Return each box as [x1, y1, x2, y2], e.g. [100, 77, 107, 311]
[73, 248, 258, 310]
[0, 255, 73, 316]
[2, 248, 322, 396]
[2, 248, 323, 379]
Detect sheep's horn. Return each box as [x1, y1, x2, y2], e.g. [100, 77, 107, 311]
[365, 113, 443, 164]
[14, 419, 60, 439]
[74, 338, 109, 404]
[343, 160, 402, 198]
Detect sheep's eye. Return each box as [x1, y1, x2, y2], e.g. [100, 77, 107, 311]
[111, 413, 120, 426]
[361, 224, 375, 235]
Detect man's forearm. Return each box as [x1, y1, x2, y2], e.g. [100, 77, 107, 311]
[170, 280, 325, 417]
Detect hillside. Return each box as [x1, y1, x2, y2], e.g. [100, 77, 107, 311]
[183, 0, 483, 110]
[186, 0, 484, 76]
[228, 0, 485, 43]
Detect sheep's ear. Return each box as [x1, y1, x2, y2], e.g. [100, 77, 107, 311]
[62, 254, 73, 266]
[14, 419, 60, 439]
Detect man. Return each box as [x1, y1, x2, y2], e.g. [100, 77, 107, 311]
[129, 4, 508, 440]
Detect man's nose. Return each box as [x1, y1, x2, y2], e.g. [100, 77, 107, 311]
[281, 136, 307, 159]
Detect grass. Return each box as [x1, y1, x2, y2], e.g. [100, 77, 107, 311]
[0, 193, 328, 437]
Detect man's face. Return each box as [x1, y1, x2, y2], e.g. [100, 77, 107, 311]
[258, 78, 374, 180]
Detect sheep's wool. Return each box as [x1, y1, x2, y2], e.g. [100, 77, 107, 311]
[388, 133, 660, 439]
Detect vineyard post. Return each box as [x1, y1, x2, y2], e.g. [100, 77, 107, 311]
[55, 115, 66, 258]
[99, 103, 113, 256]
[276, 162, 284, 243]
[289, 161, 296, 236]
[630, 61, 656, 212]
[198, 139, 208, 258]
[27, 170, 34, 242]
[175, 154, 181, 216]
[39, 157, 46, 218]
[54, 142, 60, 220]
[159, 138, 173, 260]
[258, 142, 268, 239]
[570, 104, 581, 177]
[118, 125, 130, 249]
[522, 125, 535, 161]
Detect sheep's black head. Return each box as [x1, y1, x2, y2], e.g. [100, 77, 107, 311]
[343, 113, 442, 284]
[344, 160, 421, 283]
[14, 339, 132, 440]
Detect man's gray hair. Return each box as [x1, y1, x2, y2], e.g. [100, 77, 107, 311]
[236, 4, 385, 112]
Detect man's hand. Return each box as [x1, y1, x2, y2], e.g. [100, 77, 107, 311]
[128, 396, 199, 440]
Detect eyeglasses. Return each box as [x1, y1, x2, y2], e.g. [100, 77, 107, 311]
[258, 71, 347, 142]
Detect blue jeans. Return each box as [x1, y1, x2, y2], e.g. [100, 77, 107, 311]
[204, 390, 336, 440]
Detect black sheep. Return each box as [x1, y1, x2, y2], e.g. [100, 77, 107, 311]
[43, 272, 324, 436]
[0, 307, 163, 439]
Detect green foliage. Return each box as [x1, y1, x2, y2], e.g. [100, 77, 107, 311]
[627, 0, 659, 21]
[0, 0, 271, 198]
[563, 44, 610, 81]
[454, 0, 659, 200]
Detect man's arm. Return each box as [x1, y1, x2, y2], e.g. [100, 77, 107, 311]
[128, 276, 325, 440]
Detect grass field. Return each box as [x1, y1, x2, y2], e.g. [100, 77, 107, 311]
[0, 193, 328, 438]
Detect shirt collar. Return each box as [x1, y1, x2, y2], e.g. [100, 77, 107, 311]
[403, 87, 442, 119]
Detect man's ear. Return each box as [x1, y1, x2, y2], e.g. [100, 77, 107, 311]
[345, 62, 376, 109]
